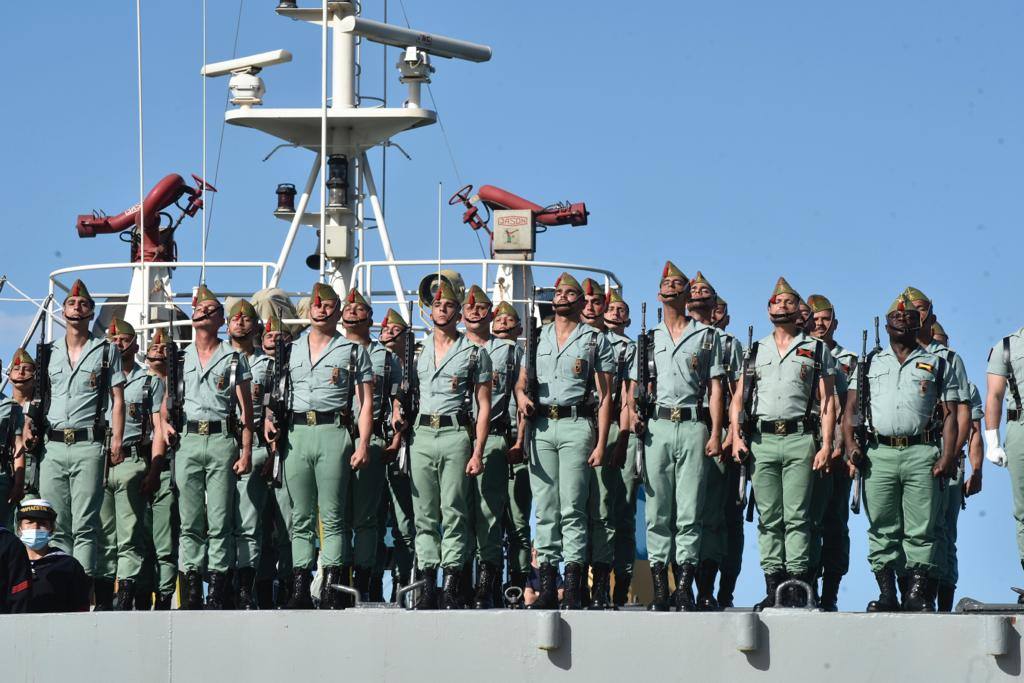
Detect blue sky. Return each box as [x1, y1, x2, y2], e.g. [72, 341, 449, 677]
[3, 2, 1023, 608]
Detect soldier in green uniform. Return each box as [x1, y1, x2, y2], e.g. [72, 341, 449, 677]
[493, 302, 532, 599]
[227, 299, 271, 609]
[8, 350, 38, 499]
[38, 279, 126, 606]
[804, 294, 857, 611]
[843, 291, 959, 612]
[709, 295, 746, 608]
[97, 318, 167, 610]
[515, 272, 615, 610]
[904, 287, 971, 608]
[730, 277, 836, 610]
[462, 286, 523, 608]
[373, 308, 417, 601]
[341, 289, 400, 601]
[0, 357, 27, 530]
[267, 283, 373, 609]
[177, 284, 254, 609]
[409, 280, 492, 609]
[602, 289, 639, 607]
[633, 263, 723, 612]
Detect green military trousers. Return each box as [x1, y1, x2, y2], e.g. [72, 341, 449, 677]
[807, 467, 833, 576]
[148, 466, 178, 597]
[285, 422, 355, 569]
[234, 447, 269, 570]
[612, 434, 639, 578]
[643, 417, 709, 566]
[410, 423, 472, 569]
[722, 459, 745, 577]
[700, 456, 729, 564]
[98, 450, 148, 580]
[750, 431, 815, 574]
[1007, 422, 1024, 562]
[258, 466, 293, 587]
[176, 431, 239, 573]
[40, 439, 105, 576]
[349, 437, 386, 569]
[531, 415, 595, 566]
[375, 461, 416, 581]
[863, 442, 940, 573]
[471, 433, 510, 566]
[931, 462, 963, 584]
[503, 462, 532, 573]
[821, 470, 851, 578]
[589, 424, 623, 567]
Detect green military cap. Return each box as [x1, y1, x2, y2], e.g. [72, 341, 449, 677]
[607, 289, 625, 305]
[770, 276, 800, 302]
[11, 348, 35, 368]
[887, 290, 915, 315]
[554, 272, 583, 293]
[106, 317, 136, 339]
[344, 288, 372, 311]
[581, 278, 603, 297]
[264, 313, 285, 334]
[464, 284, 492, 307]
[311, 282, 339, 306]
[806, 294, 833, 313]
[432, 278, 460, 304]
[192, 284, 220, 308]
[492, 301, 520, 321]
[150, 328, 168, 345]
[904, 286, 930, 305]
[66, 279, 94, 304]
[932, 320, 947, 337]
[381, 308, 409, 329]
[714, 295, 728, 308]
[229, 299, 258, 320]
[689, 271, 714, 290]
[661, 261, 687, 282]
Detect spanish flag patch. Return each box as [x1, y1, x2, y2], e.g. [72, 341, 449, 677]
[796, 348, 814, 359]
[916, 362, 934, 373]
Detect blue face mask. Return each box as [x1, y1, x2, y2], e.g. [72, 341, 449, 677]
[20, 528, 51, 551]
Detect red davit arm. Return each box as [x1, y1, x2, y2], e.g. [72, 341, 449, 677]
[476, 185, 588, 227]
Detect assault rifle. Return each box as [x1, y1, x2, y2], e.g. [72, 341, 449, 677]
[165, 327, 184, 448]
[26, 342, 52, 474]
[509, 290, 541, 466]
[851, 317, 880, 514]
[97, 342, 113, 486]
[266, 334, 292, 488]
[395, 327, 419, 475]
[738, 325, 756, 521]
[633, 303, 654, 484]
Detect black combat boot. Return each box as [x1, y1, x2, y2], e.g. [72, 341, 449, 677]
[753, 572, 786, 612]
[866, 570, 900, 612]
[155, 592, 174, 611]
[528, 564, 559, 610]
[473, 561, 497, 609]
[819, 572, 842, 612]
[222, 569, 237, 610]
[368, 570, 385, 603]
[413, 567, 438, 610]
[115, 578, 137, 611]
[207, 573, 230, 609]
[903, 570, 934, 612]
[672, 563, 697, 612]
[561, 562, 584, 610]
[937, 582, 955, 612]
[924, 577, 939, 612]
[588, 563, 612, 610]
[459, 562, 475, 608]
[320, 566, 343, 609]
[353, 566, 372, 603]
[612, 571, 632, 608]
[134, 589, 153, 611]
[896, 572, 910, 609]
[579, 563, 591, 607]
[442, 566, 463, 609]
[236, 568, 256, 610]
[285, 569, 313, 609]
[647, 562, 670, 612]
[716, 568, 739, 609]
[255, 578, 275, 610]
[185, 571, 205, 610]
[338, 564, 354, 607]
[93, 578, 115, 611]
[695, 560, 720, 612]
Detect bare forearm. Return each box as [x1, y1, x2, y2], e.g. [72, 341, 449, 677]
[709, 379, 724, 436]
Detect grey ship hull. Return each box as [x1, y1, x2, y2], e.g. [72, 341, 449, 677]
[2, 608, 1021, 681]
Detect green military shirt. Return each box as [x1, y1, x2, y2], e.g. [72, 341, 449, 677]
[750, 331, 835, 422]
[289, 332, 372, 414]
[183, 340, 252, 422]
[417, 333, 492, 416]
[246, 351, 273, 424]
[717, 330, 743, 386]
[527, 323, 615, 407]
[46, 335, 125, 430]
[116, 363, 165, 445]
[848, 345, 959, 437]
[830, 343, 858, 397]
[986, 329, 1024, 414]
[478, 338, 523, 422]
[635, 319, 723, 409]
[0, 396, 24, 448]
[607, 330, 638, 394]
[356, 341, 401, 423]
[926, 341, 971, 404]
[968, 382, 983, 422]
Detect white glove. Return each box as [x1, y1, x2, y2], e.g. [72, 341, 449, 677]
[985, 429, 1007, 467]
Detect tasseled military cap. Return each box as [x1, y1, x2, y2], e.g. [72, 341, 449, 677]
[192, 284, 220, 308]
[492, 301, 520, 321]
[66, 279, 94, 304]
[229, 299, 258, 320]
[11, 348, 34, 368]
[806, 294, 833, 314]
[554, 272, 583, 293]
[904, 286, 930, 305]
[770, 277, 800, 303]
[887, 290, 915, 315]
[106, 317, 136, 339]
[265, 313, 285, 333]
[465, 285, 492, 307]
[344, 288, 372, 311]
[381, 308, 409, 329]
[661, 261, 687, 282]
[311, 283, 339, 306]
[432, 279, 460, 304]
[581, 278, 603, 297]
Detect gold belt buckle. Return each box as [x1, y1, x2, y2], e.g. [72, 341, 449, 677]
[670, 407, 682, 422]
[63, 428, 76, 445]
[198, 421, 210, 436]
[894, 436, 908, 449]
[306, 411, 317, 427]
[774, 420, 788, 436]
[548, 405, 560, 420]
[430, 414, 441, 429]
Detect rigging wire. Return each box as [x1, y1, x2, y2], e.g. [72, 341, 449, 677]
[135, 0, 145, 284]
[200, 0, 208, 285]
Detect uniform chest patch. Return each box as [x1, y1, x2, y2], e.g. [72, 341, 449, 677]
[128, 404, 138, 419]
[690, 354, 699, 370]
[800, 364, 809, 381]
[492, 372, 500, 389]
[916, 362, 934, 374]
[253, 385, 262, 401]
[796, 348, 814, 359]
[574, 358, 583, 375]
[331, 367, 341, 385]
[88, 372, 97, 389]
[920, 380, 930, 397]
[841, 363, 851, 374]
[451, 375, 461, 391]
[217, 373, 227, 391]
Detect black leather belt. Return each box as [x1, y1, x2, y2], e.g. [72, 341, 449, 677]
[291, 410, 352, 427]
[755, 419, 813, 436]
[1009, 409, 1022, 422]
[653, 406, 706, 423]
[47, 427, 102, 445]
[489, 418, 512, 436]
[186, 420, 226, 435]
[538, 404, 594, 420]
[418, 413, 470, 429]
[872, 433, 934, 449]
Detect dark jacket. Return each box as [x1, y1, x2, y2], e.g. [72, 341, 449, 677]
[28, 548, 90, 613]
[0, 527, 32, 613]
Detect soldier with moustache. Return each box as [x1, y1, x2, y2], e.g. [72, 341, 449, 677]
[36, 279, 126, 603]
[730, 278, 836, 610]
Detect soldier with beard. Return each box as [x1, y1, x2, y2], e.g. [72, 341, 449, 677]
[843, 291, 959, 612]
[730, 278, 836, 610]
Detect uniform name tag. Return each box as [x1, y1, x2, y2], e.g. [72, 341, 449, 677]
[796, 348, 814, 359]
